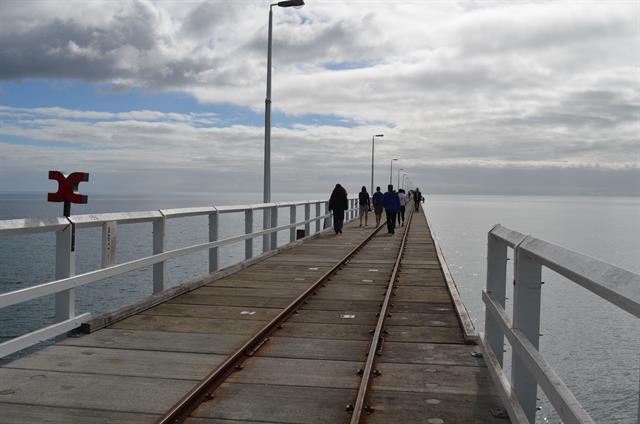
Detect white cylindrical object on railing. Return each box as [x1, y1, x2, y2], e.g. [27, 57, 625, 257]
[270, 205, 278, 250]
[245, 209, 253, 259]
[485, 232, 508, 366]
[262, 208, 270, 254]
[152, 217, 166, 293]
[512, 237, 542, 424]
[315, 202, 321, 233]
[304, 203, 311, 235]
[101, 221, 117, 268]
[289, 205, 296, 242]
[324, 201, 330, 229]
[55, 223, 75, 322]
[209, 211, 219, 272]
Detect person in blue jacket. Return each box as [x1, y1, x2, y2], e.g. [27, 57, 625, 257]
[382, 184, 400, 234]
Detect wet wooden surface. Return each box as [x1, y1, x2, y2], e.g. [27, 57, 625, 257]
[0, 212, 507, 423]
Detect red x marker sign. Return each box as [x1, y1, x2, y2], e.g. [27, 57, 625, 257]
[48, 171, 89, 204]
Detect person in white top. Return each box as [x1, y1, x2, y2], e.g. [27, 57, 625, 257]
[397, 189, 407, 226]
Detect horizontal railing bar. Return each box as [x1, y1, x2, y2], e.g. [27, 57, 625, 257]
[0, 313, 91, 359]
[479, 335, 529, 424]
[71, 211, 163, 228]
[0, 198, 356, 235]
[0, 212, 334, 309]
[483, 291, 596, 424]
[490, 224, 527, 248]
[160, 207, 216, 218]
[0, 217, 70, 236]
[519, 238, 640, 319]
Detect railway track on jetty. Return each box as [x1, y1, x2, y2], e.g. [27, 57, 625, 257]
[1, 203, 506, 423]
[159, 210, 415, 424]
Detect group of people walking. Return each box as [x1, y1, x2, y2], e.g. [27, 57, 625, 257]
[329, 183, 423, 235]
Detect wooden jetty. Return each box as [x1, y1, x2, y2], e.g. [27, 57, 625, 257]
[0, 210, 508, 423]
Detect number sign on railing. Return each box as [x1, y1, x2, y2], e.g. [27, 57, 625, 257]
[482, 224, 640, 424]
[0, 198, 358, 358]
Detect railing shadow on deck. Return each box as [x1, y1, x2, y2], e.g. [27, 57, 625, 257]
[0, 197, 361, 358]
[481, 224, 640, 424]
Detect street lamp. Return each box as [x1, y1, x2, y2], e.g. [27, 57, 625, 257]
[402, 173, 408, 190]
[397, 168, 404, 189]
[389, 158, 398, 185]
[371, 134, 384, 194]
[263, 0, 305, 250]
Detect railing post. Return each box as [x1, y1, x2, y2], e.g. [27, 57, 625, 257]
[304, 203, 311, 235]
[262, 207, 270, 253]
[101, 221, 117, 268]
[289, 205, 296, 242]
[245, 208, 253, 260]
[152, 216, 166, 294]
[55, 223, 75, 321]
[209, 209, 218, 272]
[512, 238, 542, 424]
[315, 202, 321, 233]
[485, 231, 507, 365]
[324, 201, 330, 229]
[270, 205, 278, 250]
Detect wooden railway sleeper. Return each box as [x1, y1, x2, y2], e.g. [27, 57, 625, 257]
[156, 219, 388, 424]
[349, 210, 414, 424]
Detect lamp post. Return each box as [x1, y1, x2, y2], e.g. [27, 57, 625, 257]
[397, 168, 404, 190]
[402, 173, 408, 190]
[263, 0, 304, 251]
[371, 134, 384, 194]
[389, 158, 398, 186]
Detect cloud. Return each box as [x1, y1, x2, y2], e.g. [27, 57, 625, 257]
[0, 1, 638, 195]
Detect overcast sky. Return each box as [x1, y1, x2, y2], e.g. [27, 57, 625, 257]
[0, 0, 638, 196]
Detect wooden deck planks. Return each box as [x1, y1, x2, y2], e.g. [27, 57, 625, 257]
[0, 213, 508, 424]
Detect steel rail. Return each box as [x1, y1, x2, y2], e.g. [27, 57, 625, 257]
[349, 209, 414, 423]
[156, 220, 387, 424]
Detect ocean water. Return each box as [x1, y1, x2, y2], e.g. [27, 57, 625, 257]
[426, 195, 639, 424]
[0, 191, 330, 353]
[0, 192, 638, 423]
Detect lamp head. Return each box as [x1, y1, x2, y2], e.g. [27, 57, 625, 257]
[375, 134, 384, 137]
[277, 0, 305, 7]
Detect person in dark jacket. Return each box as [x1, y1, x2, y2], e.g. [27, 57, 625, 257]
[414, 188, 423, 211]
[358, 186, 370, 227]
[329, 184, 348, 234]
[372, 186, 384, 226]
[383, 184, 400, 234]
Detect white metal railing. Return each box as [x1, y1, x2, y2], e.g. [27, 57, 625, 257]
[481, 224, 640, 424]
[0, 197, 359, 358]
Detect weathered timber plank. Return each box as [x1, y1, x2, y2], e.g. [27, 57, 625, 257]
[142, 303, 281, 321]
[227, 356, 362, 389]
[4, 345, 226, 380]
[385, 324, 464, 344]
[260, 336, 368, 362]
[169, 293, 292, 308]
[276, 322, 374, 341]
[313, 285, 387, 301]
[191, 383, 356, 423]
[0, 368, 195, 415]
[195, 286, 306, 298]
[0, 403, 157, 424]
[111, 315, 269, 335]
[380, 342, 485, 366]
[60, 329, 247, 355]
[394, 286, 453, 303]
[363, 391, 508, 424]
[288, 309, 378, 325]
[372, 362, 497, 395]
